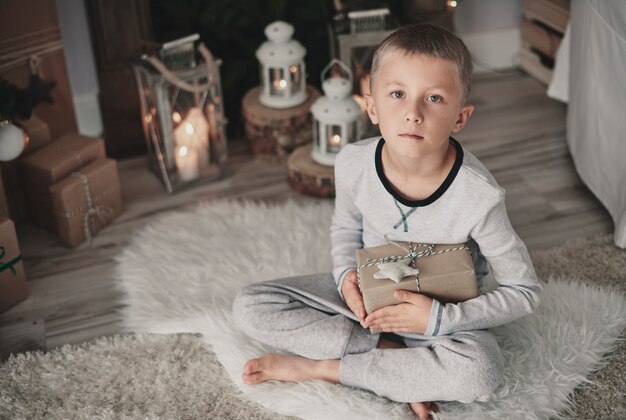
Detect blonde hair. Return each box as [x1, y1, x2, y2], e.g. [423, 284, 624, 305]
[370, 24, 472, 102]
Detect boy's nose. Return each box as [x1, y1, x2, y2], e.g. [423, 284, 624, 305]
[405, 110, 423, 123]
[405, 102, 423, 123]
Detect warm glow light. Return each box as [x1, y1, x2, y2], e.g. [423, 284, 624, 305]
[172, 112, 182, 123]
[272, 79, 288, 91]
[144, 114, 152, 124]
[449, 0, 458, 7]
[289, 65, 298, 73]
[332, 134, 341, 144]
[179, 145, 189, 157]
[184, 122, 194, 135]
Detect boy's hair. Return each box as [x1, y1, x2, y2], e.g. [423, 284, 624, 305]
[370, 24, 473, 102]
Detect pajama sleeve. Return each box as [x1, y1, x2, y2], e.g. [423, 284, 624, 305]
[424, 195, 543, 336]
[330, 148, 364, 300]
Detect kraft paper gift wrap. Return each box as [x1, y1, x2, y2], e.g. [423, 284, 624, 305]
[356, 241, 478, 332]
[0, 217, 29, 313]
[49, 158, 123, 248]
[20, 114, 52, 156]
[20, 133, 106, 231]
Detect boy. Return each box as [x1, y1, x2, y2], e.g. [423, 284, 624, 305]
[233, 24, 542, 419]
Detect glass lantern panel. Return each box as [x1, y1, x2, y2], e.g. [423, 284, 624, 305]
[326, 124, 343, 153]
[312, 118, 319, 150]
[346, 120, 359, 144]
[289, 63, 302, 94]
[269, 67, 287, 96]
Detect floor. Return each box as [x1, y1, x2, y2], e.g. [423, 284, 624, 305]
[0, 69, 614, 359]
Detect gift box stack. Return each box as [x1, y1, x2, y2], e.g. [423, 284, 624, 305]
[356, 241, 478, 334]
[19, 132, 123, 247]
[0, 217, 29, 312]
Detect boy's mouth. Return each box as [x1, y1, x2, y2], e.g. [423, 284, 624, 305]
[399, 133, 424, 140]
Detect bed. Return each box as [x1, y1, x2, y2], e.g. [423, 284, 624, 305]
[548, 0, 626, 248]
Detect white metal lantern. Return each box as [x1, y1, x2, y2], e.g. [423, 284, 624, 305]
[256, 21, 307, 108]
[310, 59, 361, 166]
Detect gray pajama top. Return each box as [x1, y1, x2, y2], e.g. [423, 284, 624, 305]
[330, 137, 542, 337]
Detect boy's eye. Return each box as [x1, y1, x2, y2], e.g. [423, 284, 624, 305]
[427, 94, 443, 103]
[390, 91, 405, 99]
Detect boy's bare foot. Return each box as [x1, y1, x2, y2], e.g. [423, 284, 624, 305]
[409, 401, 438, 420]
[242, 353, 339, 385]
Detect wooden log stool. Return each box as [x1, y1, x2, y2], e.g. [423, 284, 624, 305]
[286, 144, 335, 198]
[242, 85, 321, 160]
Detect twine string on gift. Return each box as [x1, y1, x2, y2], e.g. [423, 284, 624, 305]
[49, 145, 83, 166]
[72, 172, 114, 243]
[357, 241, 470, 293]
[0, 246, 22, 275]
[0, 26, 63, 73]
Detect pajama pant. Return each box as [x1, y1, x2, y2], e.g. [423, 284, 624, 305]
[232, 273, 503, 404]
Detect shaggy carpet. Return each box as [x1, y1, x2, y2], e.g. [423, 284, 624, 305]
[112, 199, 626, 419]
[0, 333, 291, 420]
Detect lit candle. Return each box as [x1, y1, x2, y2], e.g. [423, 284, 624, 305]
[175, 145, 199, 181]
[273, 79, 288, 90]
[173, 107, 210, 169]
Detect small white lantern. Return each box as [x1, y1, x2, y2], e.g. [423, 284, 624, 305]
[310, 59, 362, 166]
[256, 21, 307, 108]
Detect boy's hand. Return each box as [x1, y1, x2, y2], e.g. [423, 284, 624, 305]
[341, 270, 367, 326]
[363, 290, 433, 334]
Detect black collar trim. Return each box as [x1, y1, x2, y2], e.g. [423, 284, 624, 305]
[374, 137, 464, 207]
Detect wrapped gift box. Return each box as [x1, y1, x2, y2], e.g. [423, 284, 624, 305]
[20, 114, 52, 156]
[0, 217, 29, 313]
[356, 241, 478, 324]
[1, 162, 29, 223]
[20, 133, 106, 231]
[0, 116, 52, 224]
[50, 158, 123, 247]
[0, 172, 9, 219]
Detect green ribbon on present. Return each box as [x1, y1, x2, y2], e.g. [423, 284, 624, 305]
[0, 246, 22, 275]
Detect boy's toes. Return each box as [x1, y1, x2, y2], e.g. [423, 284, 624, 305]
[409, 402, 432, 420]
[242, 371, 265, 385]
[243, 358, 261, 375]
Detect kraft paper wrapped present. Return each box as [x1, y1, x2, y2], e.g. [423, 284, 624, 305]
[356, 241, 478, 333]
[20, 114, 52, 156]
[0, 173, 9, 219]
[0, 115, 52, 224]
[0, 217, 29, 313]
[49, 158, 123, 247]
[20, 133, 106, 231]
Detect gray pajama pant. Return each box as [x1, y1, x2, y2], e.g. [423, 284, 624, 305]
[232, 273, 503, 404]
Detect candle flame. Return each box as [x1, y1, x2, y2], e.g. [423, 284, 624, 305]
[289, 65, 298, 73]
[184, 122, 194, 135]
[448, 0, 457, 7]
[179, 145, 189, 157]
[172, 112, 182, 123]
[273, 79, 288, 90]
[332, 134, 341, 144]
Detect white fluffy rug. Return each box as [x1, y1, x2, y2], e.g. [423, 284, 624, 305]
[115, 200, 626, 419]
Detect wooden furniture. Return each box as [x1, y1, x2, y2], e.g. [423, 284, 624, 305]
[286, 144, 335, 198]
[241, 85, 320, 160]
[85, 0, 153, 158]
[518, 0, 570, 85]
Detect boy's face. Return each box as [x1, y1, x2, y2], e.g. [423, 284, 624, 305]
[365, 51, 474, 159]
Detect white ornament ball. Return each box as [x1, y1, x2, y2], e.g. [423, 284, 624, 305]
[0, 122, 26, 161]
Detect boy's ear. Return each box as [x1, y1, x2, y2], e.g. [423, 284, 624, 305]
[452, 103, 474, 133]
[364, 94, 379, 125]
